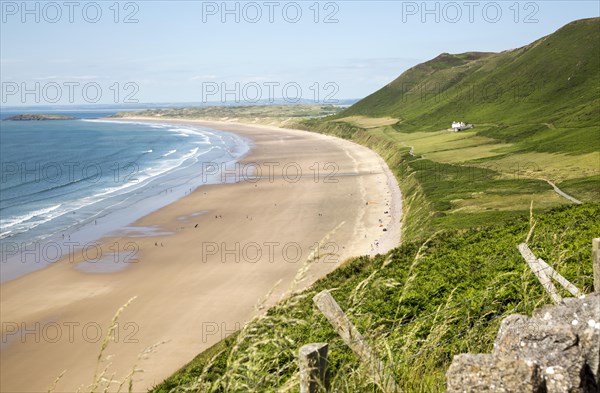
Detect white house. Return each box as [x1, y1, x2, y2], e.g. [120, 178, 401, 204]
[451, 121, 472, 131]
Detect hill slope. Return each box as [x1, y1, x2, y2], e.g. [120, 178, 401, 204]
[298, 18, 600, 241]
[342, 17, 599, 155]
[145, 18, 599, 393]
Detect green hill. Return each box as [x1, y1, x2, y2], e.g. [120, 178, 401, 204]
[298, 18, 600, 241]
[342, 17, 599, 155]
[148, 18, 600, 393]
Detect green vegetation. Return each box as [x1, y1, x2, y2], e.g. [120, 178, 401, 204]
[152, 204, 599, 392]
[342, 18, 599, 143]
[295, 18, 599, 242]
[5, 114, 76, 121]
[294, 119, 596, 241]
[114, 105, 344, 127]
[145, 18, 599, 392]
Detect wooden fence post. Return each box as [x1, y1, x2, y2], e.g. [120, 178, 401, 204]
[313, 290, 398, 392]
[299, 343, 329, 393]
[593, 238, 600, 293]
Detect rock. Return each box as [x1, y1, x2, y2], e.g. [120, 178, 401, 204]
[446, 293, 600, 392]
[446, 353, 543, 393]
[533, 294, 600, 386]
[493, 313, 584, 390]
[543, 366, 572, 393]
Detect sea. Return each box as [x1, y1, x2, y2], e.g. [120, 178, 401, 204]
[0, 108, 250, 282]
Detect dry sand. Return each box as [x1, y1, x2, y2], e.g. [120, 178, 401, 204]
[0, 119, 402, 392]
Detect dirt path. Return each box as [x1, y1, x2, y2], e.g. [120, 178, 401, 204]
[543, 179, 582, 204]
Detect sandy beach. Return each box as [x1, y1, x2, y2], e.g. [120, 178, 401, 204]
[0, 119, 402, 392]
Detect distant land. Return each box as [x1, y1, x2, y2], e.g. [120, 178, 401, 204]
[4, 114, 76, 121]
[113, 104, 345, 127]
[2, 98, 360, 113]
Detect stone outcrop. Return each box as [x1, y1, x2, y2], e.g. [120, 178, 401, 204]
[446, 292, 600, 392]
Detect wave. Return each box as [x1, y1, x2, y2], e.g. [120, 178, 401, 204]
[0, 204, 63, 230]
[76, 147, 203, 206]
[86, 120, 216, 145]
[145, 148, 200, 178]
[168, 127, 195, 133]
[82, 119, 151, 126]
[0, 147, 202, 238]
[167, 127, 211, 142]
[0, 120, 250, 245]
[0, 174, 100, 207]
[2, 145, 210, 237]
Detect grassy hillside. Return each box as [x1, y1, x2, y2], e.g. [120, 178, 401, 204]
[153, 204, 599, 392]
[144, 18, 599, 392]
[343, 18, 599, 145]
[297, 18, 599, 242]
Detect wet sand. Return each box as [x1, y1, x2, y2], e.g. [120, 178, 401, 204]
[0, 119, 402, 392]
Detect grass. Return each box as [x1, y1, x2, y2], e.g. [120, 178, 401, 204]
[294, 117, 595, 243]
[557, 175, 600, 203]
[342, 18, 600, 143]
[112, 17, 599, 391]
[333, 116, 401, 129]
[326, 17, 600, 196]
[294, 114, 598, 242]
[151, 203, 599, 392]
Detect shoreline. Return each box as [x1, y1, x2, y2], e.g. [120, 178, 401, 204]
[0, 119, 251, 283]
[117, 117, 403, 256]
[0, 118, 402, 392]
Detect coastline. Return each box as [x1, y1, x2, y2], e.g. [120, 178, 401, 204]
[0, 119, 251, 282]
[0, 118, 402, 392]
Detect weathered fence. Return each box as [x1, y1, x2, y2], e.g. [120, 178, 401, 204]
[593, 238, 600, 292]
[298, 239, 599, 391]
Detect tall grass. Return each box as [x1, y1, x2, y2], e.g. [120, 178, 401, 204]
[153, 203, 599, 392]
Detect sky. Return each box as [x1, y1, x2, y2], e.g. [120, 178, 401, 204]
[1, 0, 599, 106]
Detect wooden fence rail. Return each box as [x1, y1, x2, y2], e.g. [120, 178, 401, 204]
[518, 243, 586, 303]
[313, 290, 398, 392]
